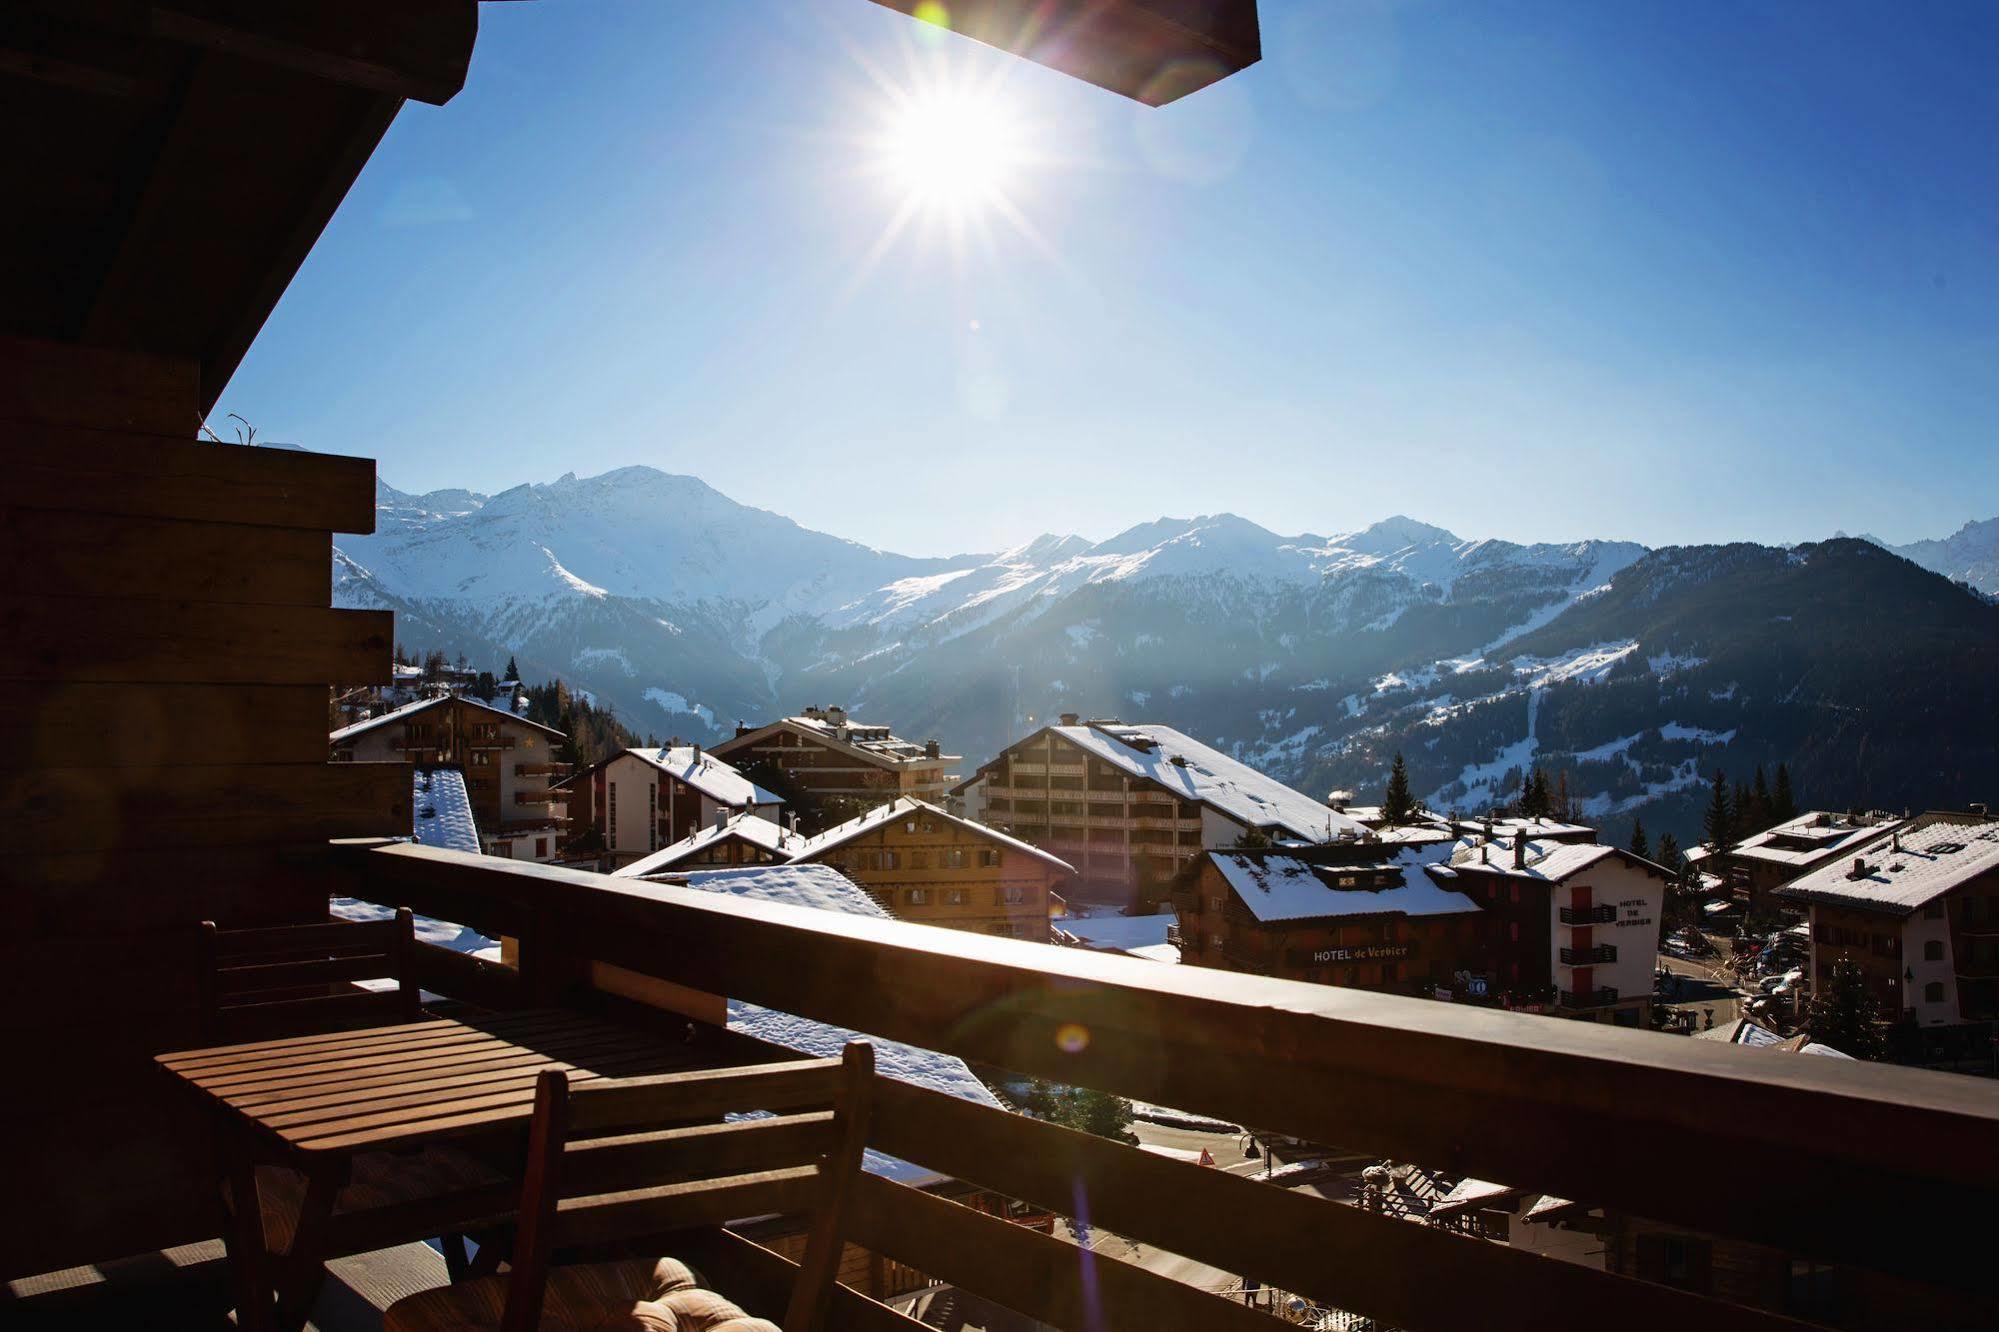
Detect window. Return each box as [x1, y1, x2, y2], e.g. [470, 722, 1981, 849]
[1508, 883, 1520, 904]
[1209, 934, 1224, 950]
[535, 837, 548, 859]
[1509, 922, 1519, 942]
[608, 782, 617, 850]
[1924, 981, 1946, 1003]
[1924, 939, 1945, 962]
[943, 848, 968, 869]
[906, 889, 930, 906]
[1002, 886, 1029, 905]
[1337, 875, 1357, 888]
[946, 889, 967, 906]
[978, 848, 1002, 868]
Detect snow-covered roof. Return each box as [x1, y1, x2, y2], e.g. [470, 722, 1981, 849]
[1726, 811, 1902, 868]
[1434, 836, 1669, 884]
[1450, 815, 1596, 840]
[1429, 1178, 1521, 1216]
[328, 691, 563, 743]
[611, 813, 804, 878]
[788, 797, 1075, 874]
[622, 745, 784, 809]
[1125, 943, 1182, 964]
[1212, 854, 1479, 924]
[621, 862, 1003, 1187]
[718, 713, 958, 769]
[1774, 815, 1999, 916]
[1056, 911, 1176, 953]
[410, 767, 480, 855]
[1045, 722, 1365, 841]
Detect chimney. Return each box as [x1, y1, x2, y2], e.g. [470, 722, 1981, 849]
[1482, 818, 1494, 843]
[925, 739, 941, 760]
[735, 722, 751, 737]
[1892, 830, 1901, 853]
[714, 807, 728, 831]
[1513, 837, 1527, 871]
[1060, 712, 1080, 727]
[1852, 856, 1867, 879]
[826, 705, 847, 727]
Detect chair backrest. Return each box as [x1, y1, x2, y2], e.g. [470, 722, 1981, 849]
[196, 909, 421, 1044]
[502, 1041, 876, 1332]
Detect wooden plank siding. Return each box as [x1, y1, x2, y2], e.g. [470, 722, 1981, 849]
[0, 334, 401, 1276]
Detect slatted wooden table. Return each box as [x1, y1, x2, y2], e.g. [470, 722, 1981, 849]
[158, 1008, 716, 1331]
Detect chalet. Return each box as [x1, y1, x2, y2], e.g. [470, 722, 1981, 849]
[612, 810, 804, 875]
[330, 694, 567, 861]
[1692, 810, 1903, 919]
[1173, 845, 1481, 993]
[782, 797, 1072, 941]
[561, 744, 784, 867]
[954, 715, 1365, 909]
[1774, 812, 1999, 1028]
[7, 3, 1986, 1329]
[712, 705, 958, 808]
[1430, 835, 1672, 1027]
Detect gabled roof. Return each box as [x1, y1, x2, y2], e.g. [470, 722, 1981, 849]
[788, 797, 1074, 874]
[410, 767, 479, 856]
[328, 691, 564, 744]
[571, 746, 784, 809]
[611, 812, 802, 879]
[714, 715, 957, 771]
[1433, 836, 1672, 885]
[987, 721, 1363, 842]
[1726, 811, 1903, 868]
[1774, 815, 1999, 916]
[1211, 852, 1479, 924]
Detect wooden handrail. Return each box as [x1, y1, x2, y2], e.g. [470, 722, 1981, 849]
[335, 839, 1999, 1292]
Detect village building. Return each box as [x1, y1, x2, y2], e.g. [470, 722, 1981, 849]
[613, 810, 804, 875]
[1171, 843, 1481, 994]
[955, 716, 1366, 910]
[330, 695, 567, 861]
[1430, 834, 1671, 1027]
[711, 706, 959, 808]
[785, 798, 1072, 941]
[1688, 810, 1903, 919]
[559, 744, 784, 867]
[1773, 812, 1999, 1029]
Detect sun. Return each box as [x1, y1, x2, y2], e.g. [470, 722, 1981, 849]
[875, 84, 1023, 216]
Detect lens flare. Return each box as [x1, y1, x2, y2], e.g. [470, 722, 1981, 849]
[1055, 1022, 1091, 1053]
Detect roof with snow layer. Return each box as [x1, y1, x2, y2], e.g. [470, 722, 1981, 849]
[1043, 722, 1364, 842]
[409, 767, 480, 855]
[788, 796, 1074, 874]
[329, 691, 564, 744]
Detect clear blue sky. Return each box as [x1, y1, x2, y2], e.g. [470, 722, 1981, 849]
[217, 0, 1999, 557]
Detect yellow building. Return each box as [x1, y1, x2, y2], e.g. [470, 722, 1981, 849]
[791, 798, 1072, 941]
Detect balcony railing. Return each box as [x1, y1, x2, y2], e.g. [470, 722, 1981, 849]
[515, 761, 570, 777]
[1559, 945, 1618, 965]
[514, 789, 564, 807]
[308, 842, 1999, 1330]
[1559, 905, 1616, 925]
[1557, 986, 1621, 1009]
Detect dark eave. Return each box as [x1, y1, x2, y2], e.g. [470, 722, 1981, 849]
[867, 0, 1259, 106]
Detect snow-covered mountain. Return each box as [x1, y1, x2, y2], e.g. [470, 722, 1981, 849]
[1873, 518, 1999, 596]
[333, 466, 1999, 845]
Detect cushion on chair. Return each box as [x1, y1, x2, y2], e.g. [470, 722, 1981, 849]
[250, 1144, 509, 1257]
[383, 1256, 782, 1332]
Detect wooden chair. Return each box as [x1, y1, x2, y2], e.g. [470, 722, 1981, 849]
[197, 910, 423, 1045]
[383, 1042, 876, 1332]
[196, 912, 504, 1319]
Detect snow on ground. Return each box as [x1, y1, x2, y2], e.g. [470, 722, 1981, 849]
[1065, 622, 1100, 650]
[1511, 640, 1640, 689]
[1128, 689, 1151, 706]
[1647, 650, 1706, 675]
[644, 688, 715, 726]
[1660, 722, 1736, 744]
[541, 545, 608, 599]
[573, 646, 634, 676]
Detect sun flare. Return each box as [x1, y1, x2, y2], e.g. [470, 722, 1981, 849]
[874, 84, 1024, 217]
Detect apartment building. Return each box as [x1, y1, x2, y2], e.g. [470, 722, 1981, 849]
[955, 716, 1365, 910]
[1432, 834, 1671, 1027]
[788, 798, 1072, 941]
[1775, 812, 1999, 1028]
[561, 744, 784, 867]
[712, 705, 959, 806]
[330, 694, 566, 860]
[1691, 810, 1903, 918]
[1172, 844, 1482, 994]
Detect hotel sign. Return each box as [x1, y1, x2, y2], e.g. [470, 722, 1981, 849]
[1313, 944, 1410, 964]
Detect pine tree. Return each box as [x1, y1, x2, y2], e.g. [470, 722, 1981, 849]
[1628, 818, 1650, 859]
[1070, 1088, 1139, 1145]
[1518, 766, 1552, 819]
[1656, 831, 1682, 874]
[1554, 769, 1573, 822]
[1773, 764, 1798, 824]
[1381, 752, 1415, 824]
[503, 654, 520, 682]
[1750, 765, 1772, 832]
[1805, 958, 1886, 1060]
[1703, 769, 1733, 851]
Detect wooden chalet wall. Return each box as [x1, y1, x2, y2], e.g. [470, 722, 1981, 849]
[0, 335, 405, 1276]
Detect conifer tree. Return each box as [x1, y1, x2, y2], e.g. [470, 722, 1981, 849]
[504, 654, 520, 682]
[1806, 958, 1887, 1060]
[1656, 831, 1682, 873]
[1772, 764, 1798, 824]
[1518, 766, 1552, 819]
[1381, 752, 1416, 824]
[1703, 769, 1733, 851]
[1628, 818, 1650, 859]
[1750, 765, 1772, 832]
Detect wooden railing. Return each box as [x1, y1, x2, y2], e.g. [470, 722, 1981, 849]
[338, 840, 1997, 1331]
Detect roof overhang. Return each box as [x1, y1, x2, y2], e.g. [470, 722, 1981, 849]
[867, 0, 1259, 106]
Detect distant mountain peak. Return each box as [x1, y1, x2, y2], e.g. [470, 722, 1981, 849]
[1341, 515, 1460, 554]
